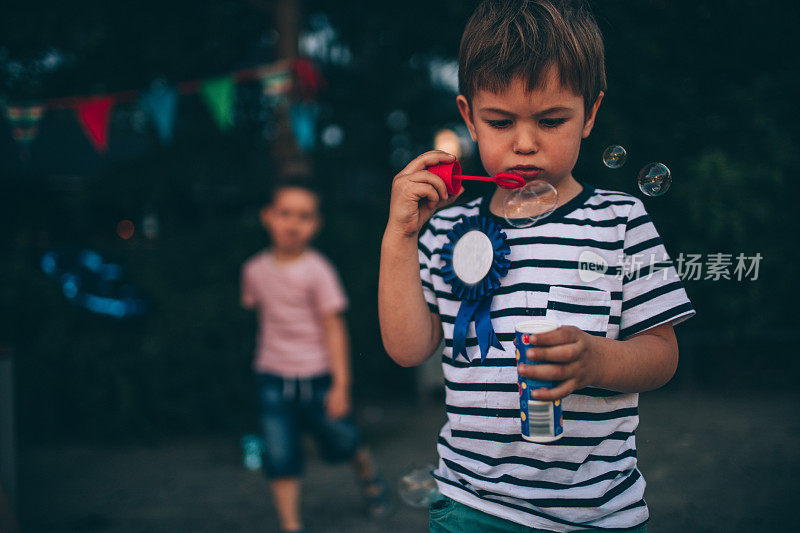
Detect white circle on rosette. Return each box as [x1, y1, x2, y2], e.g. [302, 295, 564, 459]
[452, 230, 494, 285]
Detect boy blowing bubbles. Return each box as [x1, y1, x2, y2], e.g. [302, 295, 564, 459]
[379, 0, 694, 531]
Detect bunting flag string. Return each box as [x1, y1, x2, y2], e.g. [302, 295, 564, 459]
[41, 62, 289, 110]
[1, 58, 315, 155]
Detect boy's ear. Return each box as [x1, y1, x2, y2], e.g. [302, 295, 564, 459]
[581, 91, 604, 139]
[456, 95, 478, 141]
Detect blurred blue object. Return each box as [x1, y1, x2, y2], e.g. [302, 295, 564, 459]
[60, 273, 80, 299]
[84, 295, 127, 319]
[40, 247, 147, 319]
[78, 249, 103, 272]
[289, 103, 318, 152]
[240, 434, 264, 471]
[100, 263, 122, 281]
[41, 252, 57, 275]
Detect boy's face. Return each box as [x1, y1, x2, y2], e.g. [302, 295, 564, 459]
[261, 187, 320, 253]
[457, 66, 603, 187]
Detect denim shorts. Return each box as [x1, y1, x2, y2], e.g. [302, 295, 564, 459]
[429, 495, 647, 532]
[256, 372, 361, 478]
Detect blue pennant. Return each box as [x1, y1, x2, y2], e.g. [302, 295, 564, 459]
[139, 81, 178, 145]
[441, 216, 510, 362]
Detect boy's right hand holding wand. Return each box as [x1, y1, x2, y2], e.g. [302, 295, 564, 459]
[379, 151, 463, 367]
[386, 151, 462, 238]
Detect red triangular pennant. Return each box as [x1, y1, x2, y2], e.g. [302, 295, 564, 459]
[75, 97, 115, 152]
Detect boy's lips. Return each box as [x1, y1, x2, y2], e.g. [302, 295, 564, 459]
[507, 166, 543, 179]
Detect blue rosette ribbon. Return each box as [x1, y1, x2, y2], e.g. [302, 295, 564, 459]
[441, 215, 511, 362]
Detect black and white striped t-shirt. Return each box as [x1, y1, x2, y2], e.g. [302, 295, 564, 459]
[418, 182, 694, 531]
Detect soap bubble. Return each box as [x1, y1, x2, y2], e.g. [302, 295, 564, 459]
[503, 180, 558, 228]
[398, 464, 439, 508]
[602, 145, 627, 169]
[637, 163, 671, 197]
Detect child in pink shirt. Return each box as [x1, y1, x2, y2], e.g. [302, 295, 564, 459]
[242, 248, 349, 378]
[241, 182, 389, 532]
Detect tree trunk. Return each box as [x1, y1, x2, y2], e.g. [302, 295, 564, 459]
[271, 0, 311, 179]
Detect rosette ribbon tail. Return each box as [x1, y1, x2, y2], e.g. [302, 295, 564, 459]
[453, 296, 502, 362]
[475, 296, 502, 362]
[453, 299, 480, 362]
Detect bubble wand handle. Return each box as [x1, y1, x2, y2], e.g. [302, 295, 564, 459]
[460, 173, 525, 190]
[427, 161, 525, 195]
[457, 174, 499, 182]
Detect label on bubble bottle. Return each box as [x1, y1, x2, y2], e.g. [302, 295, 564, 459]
[515, 319, 564, 442]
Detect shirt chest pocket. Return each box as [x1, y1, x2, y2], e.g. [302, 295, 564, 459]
[545, 286, 611, 337]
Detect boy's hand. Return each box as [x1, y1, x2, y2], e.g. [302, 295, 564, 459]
[387, 151, 464, 238]
[325, 383, 350, 419]
[517, 326, 602, 401]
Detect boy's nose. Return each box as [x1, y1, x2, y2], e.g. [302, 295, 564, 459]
[513, 128, 538, 154]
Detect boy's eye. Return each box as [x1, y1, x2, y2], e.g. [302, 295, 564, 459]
[540, 118, 567, 128]
[486, 119, 512, 129]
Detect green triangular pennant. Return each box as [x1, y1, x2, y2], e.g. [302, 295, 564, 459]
[200, 75, 235, 132]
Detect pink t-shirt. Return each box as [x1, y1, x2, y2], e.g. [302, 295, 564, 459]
[240, 249, 348, 377]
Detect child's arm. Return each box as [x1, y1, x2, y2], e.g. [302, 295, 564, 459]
[240, 264, 257, 310]
[517, 322, 679, 400]
[322, 312, 351, 419]
[379, 151, 462, 367]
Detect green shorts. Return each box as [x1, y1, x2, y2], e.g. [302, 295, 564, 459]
[429, 495, 647, 533]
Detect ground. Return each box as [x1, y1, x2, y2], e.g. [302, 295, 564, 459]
[16, 389, 800, 532]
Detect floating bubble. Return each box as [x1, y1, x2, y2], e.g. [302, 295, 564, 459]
[602, 145, 627, 169]
[637, 163, 671, 197]
[503, 180, 558, 228]
[398, 464, 439, 508]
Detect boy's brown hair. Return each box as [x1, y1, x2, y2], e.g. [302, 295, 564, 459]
[264, 178, 320, 208]
[458, 0, 606, 116]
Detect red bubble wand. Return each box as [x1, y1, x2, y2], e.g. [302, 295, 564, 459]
[427, 161, 525, 195]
